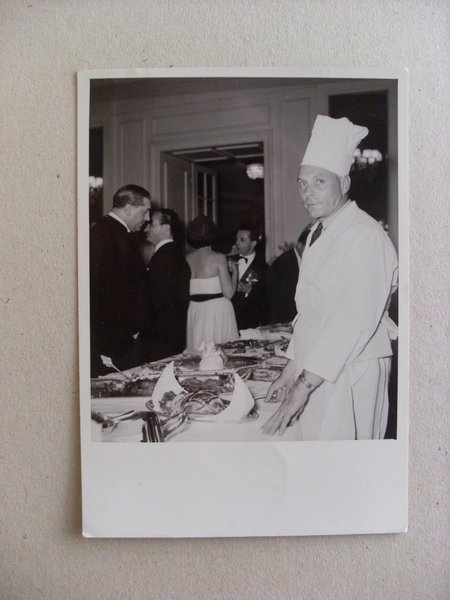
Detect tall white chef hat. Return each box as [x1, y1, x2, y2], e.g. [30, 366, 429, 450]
[301, 115, 369, 177]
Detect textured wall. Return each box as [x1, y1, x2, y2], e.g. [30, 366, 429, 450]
[1, 1, 449, 598]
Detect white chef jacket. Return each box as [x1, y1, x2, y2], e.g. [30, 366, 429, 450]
[285, 201, 398, 440]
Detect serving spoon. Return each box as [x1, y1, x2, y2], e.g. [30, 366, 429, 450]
[100, 355, 133, 380]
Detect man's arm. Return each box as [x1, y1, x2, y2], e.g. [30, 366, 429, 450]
[262, 368, 323, 436]
[149, 249, 185, 315]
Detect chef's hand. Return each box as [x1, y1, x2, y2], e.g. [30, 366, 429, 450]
[263, 359, 296, 404]
[262, 380, 310, 436]
[262, 368, 324, 436]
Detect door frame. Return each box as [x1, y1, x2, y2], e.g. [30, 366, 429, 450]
[149, 129, 273, 258]
[191, 163, 219, 223]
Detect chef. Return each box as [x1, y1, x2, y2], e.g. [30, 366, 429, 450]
[262, 115, 398, 440]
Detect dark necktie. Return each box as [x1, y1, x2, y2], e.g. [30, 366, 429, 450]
[239, 255, 248, 263]
[309, 222, 323, 246]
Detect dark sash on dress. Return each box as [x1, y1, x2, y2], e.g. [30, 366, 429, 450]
[190, 293, 223, 302]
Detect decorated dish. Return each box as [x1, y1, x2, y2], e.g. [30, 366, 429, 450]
[250, 367, 283, 382]
[91, 370, 162, 398]
[122, 378, 160, 396]
[145, 386, 257, 423]
[172, 355, 259, 372]
[146, 390, 226, 418]
[178, 373, 234, 395]
[91, 378, 128, 398]
[258, 322, 293, 333]
[190, 404, 259, 422]
[219, 339, 271, 355]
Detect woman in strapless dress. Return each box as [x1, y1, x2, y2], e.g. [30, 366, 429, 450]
[186, 216, 239, 351]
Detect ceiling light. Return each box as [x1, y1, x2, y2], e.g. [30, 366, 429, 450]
[246, 163, 264, 179]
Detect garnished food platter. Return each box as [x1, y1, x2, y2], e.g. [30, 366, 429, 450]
[145, 389, 258, 423]
[91, 329, 288, 402]
[171, 354, 260, 372]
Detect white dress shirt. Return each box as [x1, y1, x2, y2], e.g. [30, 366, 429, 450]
[238, 251, 255, 280]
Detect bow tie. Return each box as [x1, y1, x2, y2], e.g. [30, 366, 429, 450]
[238, 255, 248, 263]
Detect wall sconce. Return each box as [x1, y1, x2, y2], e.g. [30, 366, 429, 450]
[89, 176, 103, 196]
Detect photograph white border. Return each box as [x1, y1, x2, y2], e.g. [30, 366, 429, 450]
[78, 67, 408, 538]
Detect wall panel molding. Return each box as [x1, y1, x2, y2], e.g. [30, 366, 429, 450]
[118, 117, 146, 188]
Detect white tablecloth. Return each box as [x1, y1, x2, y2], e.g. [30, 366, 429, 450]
[91, 379, 299, 443]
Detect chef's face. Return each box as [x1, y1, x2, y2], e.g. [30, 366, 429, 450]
[126, 197, 151, 232]
[235, 230, 256, 256]
[297, 165, 349, 220]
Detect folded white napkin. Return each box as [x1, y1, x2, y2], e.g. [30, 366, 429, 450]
[198, 342, 224, 371]
[151, 363, 254, 422]
[205, 373, 254, 422]
[151, 361, 186, 411]
[239, 328, 262, 340]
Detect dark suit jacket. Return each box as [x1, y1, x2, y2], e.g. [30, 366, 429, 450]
[267, 248, 299, 324]
[90, 215, 149, 374]
[145, 241, 191, 361]
[231, 254, 268, 330]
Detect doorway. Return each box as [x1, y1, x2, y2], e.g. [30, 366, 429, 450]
[89, 126, 103, 227]
[160, 142, 265, 254]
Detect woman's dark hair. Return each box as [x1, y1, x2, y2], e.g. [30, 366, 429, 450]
[187, 215, 217, 249]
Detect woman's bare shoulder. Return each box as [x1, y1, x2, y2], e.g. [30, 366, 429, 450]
[210, 250, 226, 264]
[186, 251, 196, 265]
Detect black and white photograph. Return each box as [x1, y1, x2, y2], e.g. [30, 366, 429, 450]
[5, 1, 449, 595]
[78, 67, 408, 537]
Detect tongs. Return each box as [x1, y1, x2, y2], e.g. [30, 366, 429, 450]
[119, 410, 188, 442]
[130, 411, 164, 443]
[91, 409, 135, 429]
[91, 409, 177, 442]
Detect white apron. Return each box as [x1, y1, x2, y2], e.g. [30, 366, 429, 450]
[285, 202, 398, 440]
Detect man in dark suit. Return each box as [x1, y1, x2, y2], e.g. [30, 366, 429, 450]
[90, 184, 151, 376]
[230, 223, 268, 330]
[144, 208, 191, 361]
[267, 226, 311, 324]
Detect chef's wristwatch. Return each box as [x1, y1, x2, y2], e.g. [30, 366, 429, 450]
[297, 371, 314, 390]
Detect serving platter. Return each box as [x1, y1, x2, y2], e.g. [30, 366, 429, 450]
[145, 391, 258, 423]
[249, 367, 283, 382]
[91, 376, 160, 398]
[172, 355, 260, 372]
[189, 406, 259, 422]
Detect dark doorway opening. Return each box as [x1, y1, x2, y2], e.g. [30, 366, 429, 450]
[163, 142, 265, 255]
[214, 158, 264, 254]
[89, 127, 103, 226]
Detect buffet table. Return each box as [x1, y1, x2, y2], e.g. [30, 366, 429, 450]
[91, 325, 297, 443]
